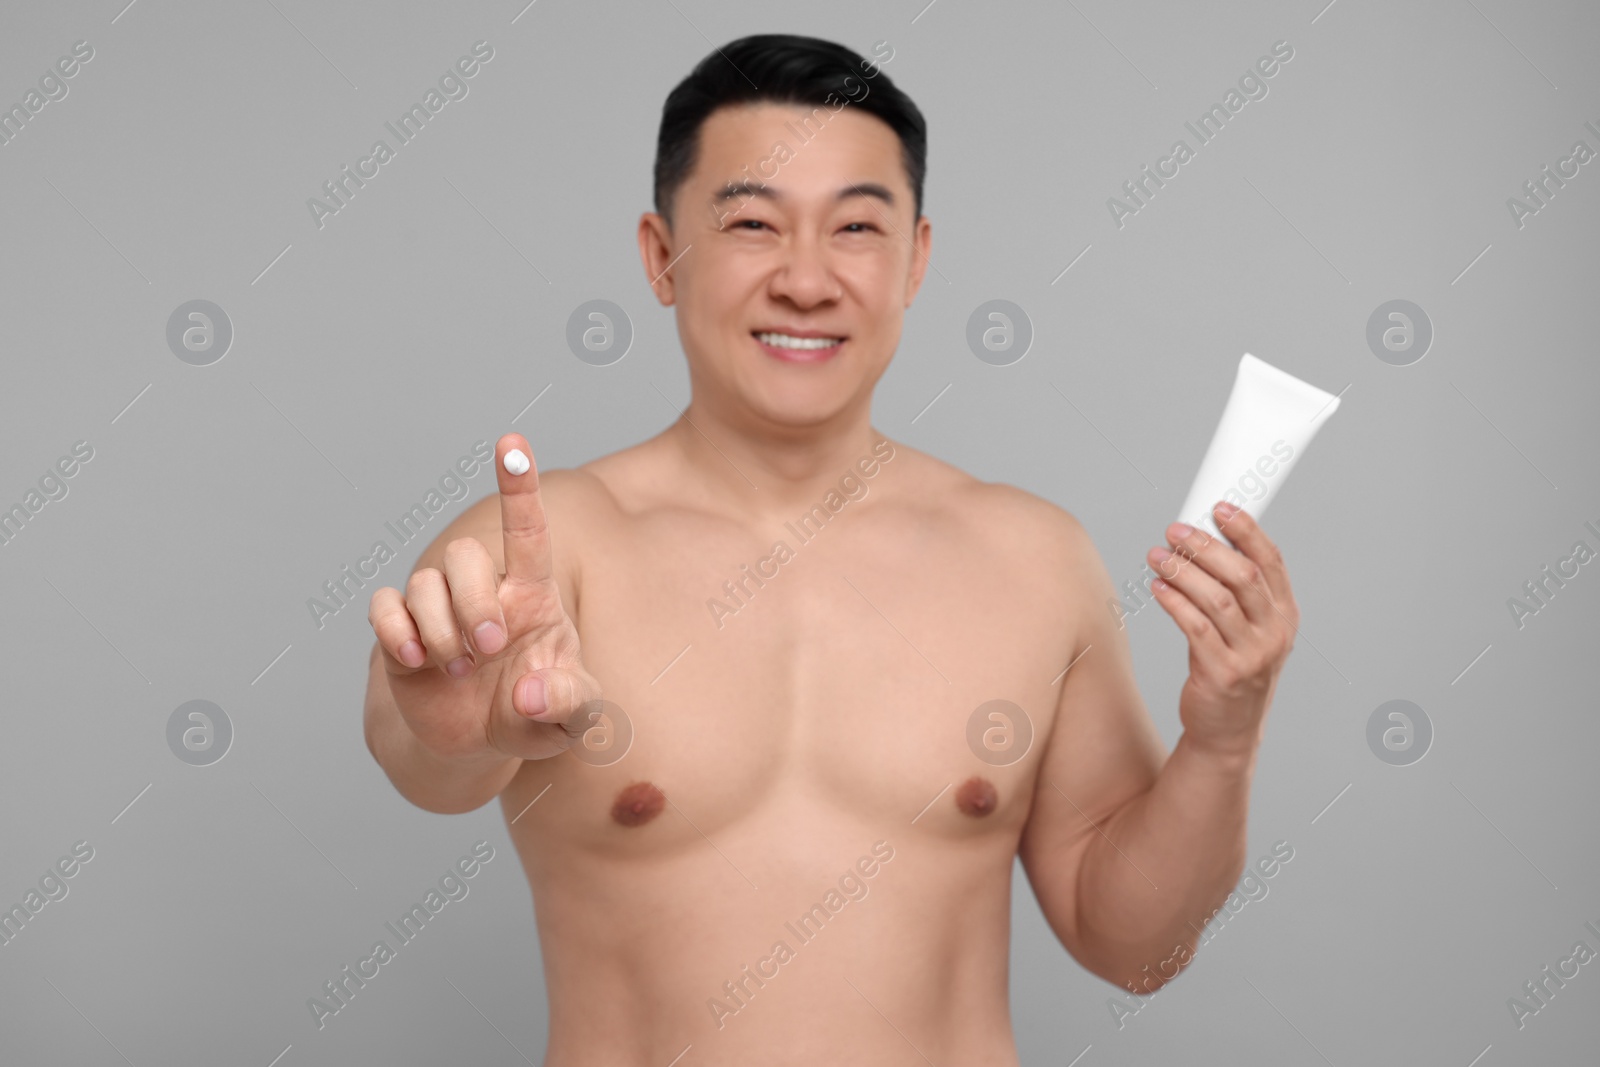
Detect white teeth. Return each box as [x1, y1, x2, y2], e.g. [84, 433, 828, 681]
[756, 332, 842, 350]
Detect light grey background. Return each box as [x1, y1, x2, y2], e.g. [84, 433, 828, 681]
[3, 0, 1597, 1064]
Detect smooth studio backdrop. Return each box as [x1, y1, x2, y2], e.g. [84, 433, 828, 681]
[2, 1, 1597, 1064]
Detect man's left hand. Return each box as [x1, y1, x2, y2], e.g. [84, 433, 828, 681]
[1145, 500, 1300, 759]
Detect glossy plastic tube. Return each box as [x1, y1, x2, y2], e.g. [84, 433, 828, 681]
[1176, 353, 1340, 539]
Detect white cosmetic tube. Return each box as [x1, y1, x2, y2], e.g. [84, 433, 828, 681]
[1175, 353, 1341, 539]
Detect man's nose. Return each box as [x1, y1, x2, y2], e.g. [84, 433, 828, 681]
[769, 233, 842, 307]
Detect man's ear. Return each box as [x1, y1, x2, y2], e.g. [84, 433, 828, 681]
[638, 212, 680, 306]
[904, 214, 932, 307]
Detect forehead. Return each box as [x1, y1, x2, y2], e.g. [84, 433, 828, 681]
[690, 102, 908, 198]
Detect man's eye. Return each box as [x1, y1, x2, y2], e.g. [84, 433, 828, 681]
[842, 222, 879, 233]
[735, 219, 769, 231]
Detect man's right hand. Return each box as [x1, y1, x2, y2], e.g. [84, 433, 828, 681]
[367, 432, 601, 764]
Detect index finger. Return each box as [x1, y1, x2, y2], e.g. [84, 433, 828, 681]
[495, 432, 554, 589]
[1214, 502, 1292, 607]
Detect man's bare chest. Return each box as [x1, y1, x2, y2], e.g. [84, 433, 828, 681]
[505, 505, 1077, 855]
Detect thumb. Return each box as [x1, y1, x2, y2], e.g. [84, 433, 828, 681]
[513, 663, 602, 726]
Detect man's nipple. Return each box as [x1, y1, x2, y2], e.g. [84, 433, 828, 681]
[955, 776, 998, 818]
[611, 781, 666, 827]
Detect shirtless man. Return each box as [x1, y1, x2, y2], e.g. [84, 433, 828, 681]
[363, 33, 1300, 1066]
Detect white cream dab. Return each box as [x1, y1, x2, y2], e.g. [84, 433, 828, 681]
[503, 449, 530, 476]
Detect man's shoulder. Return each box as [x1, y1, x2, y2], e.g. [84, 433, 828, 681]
[973, 479, 1087, 538]
[900, 444, 1094, 561]
[973, 482, 1096, 577]
[535, 463, 624, 518]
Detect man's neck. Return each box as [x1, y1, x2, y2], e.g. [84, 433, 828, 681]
[664, 399, 888, 523]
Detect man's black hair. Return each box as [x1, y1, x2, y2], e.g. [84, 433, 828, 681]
[653, 33, 926, 230]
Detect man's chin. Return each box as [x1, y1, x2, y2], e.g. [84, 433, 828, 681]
[742, 386, 860, 430]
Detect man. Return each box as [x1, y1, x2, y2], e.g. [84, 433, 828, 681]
[363, 33, 1299, 1065]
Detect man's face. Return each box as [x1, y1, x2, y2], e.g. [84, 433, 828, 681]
[639, 102, 931, 428]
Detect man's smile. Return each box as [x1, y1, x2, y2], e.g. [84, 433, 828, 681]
[752, 327, 847, 363]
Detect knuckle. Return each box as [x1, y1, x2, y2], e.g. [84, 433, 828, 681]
[410, 600, 460, 645]
[366, 587, 393, 626]
[513, 573, 564, 612]
[415, 611, 457, 641]
[1209, 591, 1235, 615]
[406, 567, 442, 598]
[503, 520, 548, 555]
[370, 605, 403, 639]
[444, 536, 486, 565]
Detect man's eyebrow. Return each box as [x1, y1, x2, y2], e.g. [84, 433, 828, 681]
[712, 180, 896, 207]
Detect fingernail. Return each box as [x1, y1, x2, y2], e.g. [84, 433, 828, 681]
[399, 640, 425, 668]
[1216, 501, 1239, 521]
[516, 676, 547, 717]
[1169, 522, 1194, 540]
[1151, 547, 1173, 563]
[447, 656, 474, 678]
[473, 620, 505, 655]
